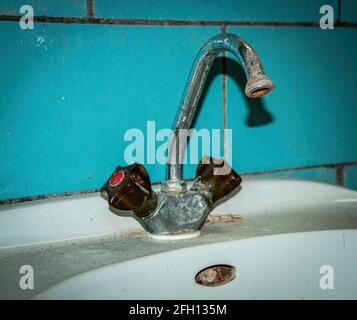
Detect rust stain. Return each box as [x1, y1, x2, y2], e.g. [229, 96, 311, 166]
[250, 88, 271, 97]
[195, 264, 236, 287]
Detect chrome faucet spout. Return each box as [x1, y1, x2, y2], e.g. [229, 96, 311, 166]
[167, 32, 274, 182]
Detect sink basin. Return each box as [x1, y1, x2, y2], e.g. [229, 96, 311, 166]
[0, 178, 356, 299]
[33, 230, 357, 300]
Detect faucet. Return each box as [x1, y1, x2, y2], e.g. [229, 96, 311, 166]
[101, 33, 274, 238]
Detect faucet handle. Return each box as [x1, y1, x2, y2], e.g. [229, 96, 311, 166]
[193, 156, 242, 204]
[100, 163, 157, 218]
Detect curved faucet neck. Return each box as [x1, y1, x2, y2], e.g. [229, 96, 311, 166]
[167, 32, 274, 182]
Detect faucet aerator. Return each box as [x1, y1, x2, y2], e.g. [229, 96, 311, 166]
[245, 75, 275, 98]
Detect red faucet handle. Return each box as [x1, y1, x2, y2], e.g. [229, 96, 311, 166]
[101, 163, 156, 217]
[109, 170, 125, 187]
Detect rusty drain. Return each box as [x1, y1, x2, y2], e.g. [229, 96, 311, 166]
[195, 264, 236, 287]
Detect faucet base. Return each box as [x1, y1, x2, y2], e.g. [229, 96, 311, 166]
[138, 190, 210, 235]
[149, 230, 201, 241]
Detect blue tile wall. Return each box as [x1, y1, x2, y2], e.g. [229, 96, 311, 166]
[94, 0, 338, 22]
[342, 0, 357, 22]
[0, 22, 222, 199]
[0, 1, 356, 200]
[346, 165, 357, 190]
[0, 0, 86, 17]
[226, 26, 357, 172]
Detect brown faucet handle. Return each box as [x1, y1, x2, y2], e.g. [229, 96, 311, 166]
[194, 156, 242, 204]
[101, 163, 157, 218]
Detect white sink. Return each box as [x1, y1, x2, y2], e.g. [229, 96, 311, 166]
[33, 230, 357, 300]
[0, 178, 356, 299]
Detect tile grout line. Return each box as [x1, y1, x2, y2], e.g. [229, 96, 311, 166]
[0, 15, 357, 27]
[336, 165, 346, 186]
[86, 0, 95, 19]
[337, 0, 342, 22]
[242, 161, 357, 177]
[1, 161, 357, 205]
[0, 188, 100, 205]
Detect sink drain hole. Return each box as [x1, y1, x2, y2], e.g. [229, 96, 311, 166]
[195, 264, 236, 287]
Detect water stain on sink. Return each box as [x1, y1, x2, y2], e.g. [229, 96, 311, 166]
[195, 264, 236, 287]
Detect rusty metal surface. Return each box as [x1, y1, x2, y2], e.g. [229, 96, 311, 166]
[195, 264, 236, 287]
